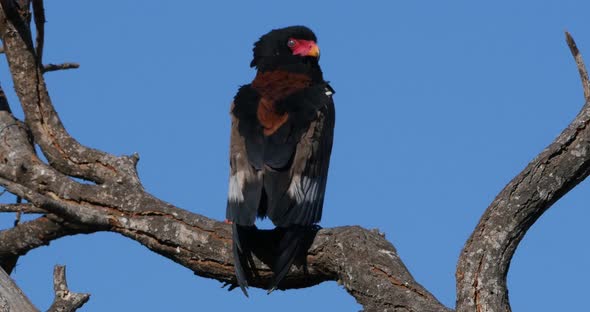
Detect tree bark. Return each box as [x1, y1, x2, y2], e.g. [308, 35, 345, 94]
[0, 265, 38, 312]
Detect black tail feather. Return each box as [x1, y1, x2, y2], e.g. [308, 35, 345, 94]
[267, 229, 302, 293]
[232, 224, 319, 295]
[267, 226, 318, 293]
[232, 223, 256, 297]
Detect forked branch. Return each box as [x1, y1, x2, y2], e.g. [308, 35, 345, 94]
[47, 266, 90, 312]
[0, 265, 88, 312]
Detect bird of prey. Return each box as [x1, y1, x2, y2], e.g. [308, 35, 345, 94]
[226, 26, 335, 296]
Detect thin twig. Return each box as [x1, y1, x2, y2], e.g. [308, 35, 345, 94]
[42, 62, 80, 73]
[0, 203, 45, 214]
[13, 196, 22, 226]
[566, 31, 590, 100]
[32, 0, 45, 64]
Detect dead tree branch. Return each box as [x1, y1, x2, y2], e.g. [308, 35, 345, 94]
[566, 31, 590, 100]
[455, 32, 590, 312]
[0, 264, 88, 312]
[0, 3, 140, 186]
[31, 0, 44, 64]
[0, 203, 45, 213]
[42, 62, 79, 73]
[0, 215, 95, 273]
[0, 265, 37, 312]
[47, 265, 90, 312]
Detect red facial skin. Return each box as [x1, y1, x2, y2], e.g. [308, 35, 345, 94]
[287, 38, 320, 57]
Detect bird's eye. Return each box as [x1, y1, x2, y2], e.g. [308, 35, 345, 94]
[287, 39, 296, 48]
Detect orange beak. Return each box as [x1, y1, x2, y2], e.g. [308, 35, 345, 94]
[307, 43, 320, 58]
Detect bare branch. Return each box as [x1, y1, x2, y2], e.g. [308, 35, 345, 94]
[0, 266, 38, 312]
[0, 265, 88, 312]
[13, 196, 22, 226]
[0, 174, 452, 310]
[0, 215, 94, 273]
[0, 203, 45, 214]
[47, 265, 90, 312]
[566, 31, 590, 101]
[32, 0, 44, 64]
[0, 3, 141, 186]
[456, 33, 590, 312]
[42, 63, 79, 73]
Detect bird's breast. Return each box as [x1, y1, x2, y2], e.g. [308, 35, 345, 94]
[251, 70, 312, 136]
[257, 97, 288, 136]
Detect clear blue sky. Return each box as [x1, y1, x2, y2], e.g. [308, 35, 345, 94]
[0, 1, 589, 311]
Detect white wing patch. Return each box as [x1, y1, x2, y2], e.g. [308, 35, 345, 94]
[324, 88, 333, 96]
[228, 170, 245, 202]
[288, 175, 318, 204]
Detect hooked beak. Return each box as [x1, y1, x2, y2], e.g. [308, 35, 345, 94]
[307, 43, 320, 58]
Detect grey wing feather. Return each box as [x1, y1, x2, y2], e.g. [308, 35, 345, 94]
[226, 107, 263, 226]
[266, 96, 335, 226]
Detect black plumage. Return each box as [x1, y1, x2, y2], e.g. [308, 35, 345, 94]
[226, 26, 335, 296]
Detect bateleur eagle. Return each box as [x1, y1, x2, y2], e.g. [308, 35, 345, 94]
[226, 26, 335, 296]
